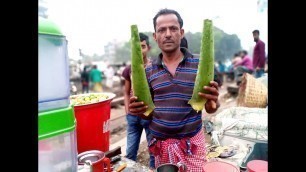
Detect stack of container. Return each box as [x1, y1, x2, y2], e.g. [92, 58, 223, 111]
[38, 17, 78, 172]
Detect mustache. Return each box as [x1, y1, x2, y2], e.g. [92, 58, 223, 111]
[163, 39, 174, 44]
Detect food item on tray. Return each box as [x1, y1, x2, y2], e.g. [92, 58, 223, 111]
[70, 94, 109, 106]
[206, 145, 237, 159]
[215, 146, 229, 154]
[206, 151, 221, 159]
[219, 148, 237, 158]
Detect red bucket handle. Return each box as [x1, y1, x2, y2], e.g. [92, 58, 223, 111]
[102, 157, 111, 172]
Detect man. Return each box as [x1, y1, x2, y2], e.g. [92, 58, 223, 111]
[129, 9, 220, 171]
[218, 61, 226, 73]
[122, 33, 155, 168]
[234, 50, 254, 85]
[217, 61, 226, 85]
[232, 52, 242, 66]
[252, 30, 266, 78]
[81, 66, 90, 93]
[105, 65, 114, 88]
[89, 65, 103, 92]
[118, 62, 127, 87]
[180, 36, 188, 49]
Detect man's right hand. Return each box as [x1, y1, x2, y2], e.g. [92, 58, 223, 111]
[128, 96, 148, 116]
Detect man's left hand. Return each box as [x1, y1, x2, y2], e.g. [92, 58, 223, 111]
[198, 81, 220, 113]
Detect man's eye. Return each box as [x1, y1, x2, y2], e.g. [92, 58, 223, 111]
[158, 29, 166, 33]
[170, 27, 179, 31]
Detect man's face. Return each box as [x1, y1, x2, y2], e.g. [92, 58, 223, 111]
[239, 52, 245, 57]
[140, 40, 150, 58]
[153, 14, 184, 53]
[253, 32, 259, 42]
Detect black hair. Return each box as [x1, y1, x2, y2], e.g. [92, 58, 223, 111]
[234, 53, 240, 57]
[180, 37, 188, 49]
[139, 32, 150, 46]
[240, 50, 248, 55]
[153, 8, 183, 32]
[252, 30, 260, 35]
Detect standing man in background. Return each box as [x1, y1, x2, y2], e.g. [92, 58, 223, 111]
[89, 65, 103, 92]
[105, 65, 115, 88]
[252, 30, 266, 78]
[81, 66, 90, 93]
[122, 32, 155, 169]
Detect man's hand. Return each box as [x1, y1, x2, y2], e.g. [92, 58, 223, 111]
[198, 81, 220, 113]
[256, 67, 260, 71]
[128, 96, 152, 119]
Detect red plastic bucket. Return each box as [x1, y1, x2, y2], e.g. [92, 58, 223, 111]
[71, 93, 115, 153]
[203, 161, 240, 172]
[247, 160, 268, 172]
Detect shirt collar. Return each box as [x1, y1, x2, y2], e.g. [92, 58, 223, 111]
[156, 47, 194, 66]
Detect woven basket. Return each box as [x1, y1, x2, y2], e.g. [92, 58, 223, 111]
[237, 73, 268, 108]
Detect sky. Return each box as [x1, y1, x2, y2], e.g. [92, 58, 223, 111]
[42, 0, 267, 59]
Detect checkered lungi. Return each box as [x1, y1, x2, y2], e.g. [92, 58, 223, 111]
[149, 129, 207, 172]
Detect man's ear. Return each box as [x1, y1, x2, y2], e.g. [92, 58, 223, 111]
[180, 28, 185, 39]
[153, 33, 157, 42]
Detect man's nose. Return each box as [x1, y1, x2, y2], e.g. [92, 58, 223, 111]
[165, 28, 171, 38]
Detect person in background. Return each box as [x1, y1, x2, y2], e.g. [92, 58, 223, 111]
[218, 61, 226, 73]
[265, 55, 268, 73]
[118, 62, 127, 87]
[104, 65, 115, 88]
[232, 52, 242, 67]
[180, 36, 188, 49]
[252, 29, 266, 78]
[81, 66, 90, 93]
[234, 50, 254, 85]
[89, 65, 103, 92]
[217, 61, 226, 85]
[226, 53, 241, 81]
[122, 33, 155, 169]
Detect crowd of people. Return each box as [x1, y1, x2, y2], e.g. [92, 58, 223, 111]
[217, 29, 267, 85]
[79, 63, 121, 93]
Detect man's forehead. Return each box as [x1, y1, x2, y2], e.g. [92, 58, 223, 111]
[156, 14, 179, 27]
[140, 40, 147, 45]
[140, 40, 149, 47]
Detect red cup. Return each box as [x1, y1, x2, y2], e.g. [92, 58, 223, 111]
[78, 150, 111, 172]
[247, 160, 268, 172]
[203, 161, 240, 172]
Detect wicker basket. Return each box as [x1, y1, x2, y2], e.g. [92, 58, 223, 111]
[237, 73, 268, 108]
